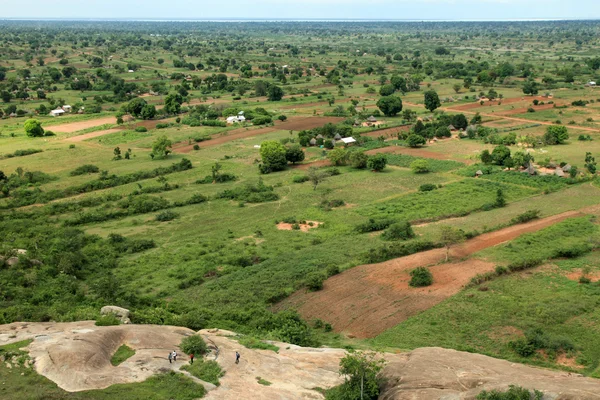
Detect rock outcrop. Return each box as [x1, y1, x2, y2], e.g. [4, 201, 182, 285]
[2, 322, 600, 399]
[100, 306, 131, 324]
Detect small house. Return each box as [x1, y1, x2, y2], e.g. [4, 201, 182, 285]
[309, 138, 317, 146]
[9, 112, 17, 118]
[562, 164, 572, 173]
[340, 137, 356, 146]
[367, 116, 377, 123]
[226, 115, 245, 124]
[475, 170, 483, 177]
[49, 109, 65, 117]
[316, 134, 324, 139]
[128, 69, 134, 73]
[62, 105, 72, 112]
[587, 81, 597, 87]
[555, 168, 565, 177]
[448, 124, 457, 131]
[334, 133, 342, 140]
[524, 162, 537, 176]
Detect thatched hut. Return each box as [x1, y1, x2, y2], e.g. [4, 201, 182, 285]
[309, 138, 317, 146]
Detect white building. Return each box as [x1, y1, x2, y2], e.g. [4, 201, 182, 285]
[62, 105, 72, 112]
[49, 109, 65, 117]
[226, 115, 246, 124]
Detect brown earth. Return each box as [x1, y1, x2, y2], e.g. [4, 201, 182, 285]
[48, 116, 117, 133]
[362, 125, 410, 139]
[4, 323, 600, 399]
[276, 221, 321, 232]
[278, 210, 583, 338]
[173, 116, 344, 153]
[449, 96, 551, 111]
[495, 103, 558, 116]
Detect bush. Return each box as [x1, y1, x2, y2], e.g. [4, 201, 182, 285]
[292, 175, 309, 183]
[193, 144, 200, 150]
[476, 385, 543, 400]
[253, 116, 273, 125]
[216, 179, 279, 203]
[409, 267, 433, 287]
[326, 264, 340, 277]
[306, 272, 327, 291]
[349, 151, 368, 169]
[182, 360, 224, 386]
[135, 126, 148, 132]
[381, 221, 415, 241]
[95, 314, 121, 326]
[410, 159, 430, 173]
[180, 335, 208, 356]
[419, 183, 437, 192]
[367, 154, 387, 171]
[355, 218, 395, 233]
[70, 164, 100, 176]
[363, 240, 437, 263]
[156, 210, 178, 222]
[2, 148, 42, 159]
[510, 209, 540, 225]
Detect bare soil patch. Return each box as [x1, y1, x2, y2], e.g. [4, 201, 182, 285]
[48, 116, 117, 133]
[362, 125, 410, 139]
[277, 210, 583, 338]
[174, 117, 343, 153]
[565, 269, 600, 282]
[450, 96, 550, 111]
[277, 221, 322, 232]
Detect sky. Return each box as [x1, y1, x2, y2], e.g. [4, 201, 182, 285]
[1, 0, 598, 21]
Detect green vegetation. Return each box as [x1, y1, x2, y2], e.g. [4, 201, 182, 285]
[237, 336, 280, 352]
[477, 386, 543, 400]
[256, 377, 272, 386]
[180, 335, 208, 356]
[111, 345, 136, 366]
[181, 360, 224, 386]
[326, 351, 385, 400]
[409, 267, 434, 287]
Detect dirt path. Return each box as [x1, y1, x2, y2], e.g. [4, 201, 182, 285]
[47, 116, 117, 133]
[173, 117, 343, 153]
[277, 210, 584, 338]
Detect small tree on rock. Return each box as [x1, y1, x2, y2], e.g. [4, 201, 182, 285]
[180, 335, 208, 356]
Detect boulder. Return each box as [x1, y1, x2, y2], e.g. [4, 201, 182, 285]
[100, 306, 131, 324]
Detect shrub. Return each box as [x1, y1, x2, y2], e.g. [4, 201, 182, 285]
[510, 209, 540, 225]
[410, 159, 430, 173]
[253, 116, 273, 125]
[419, 183, 437, 192]
[182, 360, 224, 386]
[95, 314, 121, 326]
[367, 154, 387, 171]
[355, 218, 395, 233]
[326, 264, 340, 277]
[2, 148, 43, 159]
[381, 221, 415, 241]
[306, 272, 326, 291]
[292, 175, 309, 183]
[135, 126, 148, 132]
[349, 151, 368, 169]
[193, 144, 200, 150]
[476, 385, 543, 400]
[180, 335, 208, 356]
[409, 267, 433, 287]
[216, 179, 279, 203]
[111, 345, 135, 366]
[70, 164, 100, 176]
[156, 210, 178, 222]
[363, 240, 437, 263]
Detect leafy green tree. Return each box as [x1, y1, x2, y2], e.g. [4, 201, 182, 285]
[164, 93, 183, 115]
[491, 145, 511, 165]
[376, 95, 403, 116]
[410, 159, 430, 173]
[407, 134, 426, 148]
[126, 98, 147, 117]
[480, 149, 493, 164]
[424, 90, 441, 112]
[140, 104, 157, 120]
[452, 84, 462, 93]
[285, 145, 305, 164]
[495, 188, 506, 208]
[390, 75, 408, 92]
[543, 125, 569, 145]
[24, 119, 44, 137]
[367, 154, 387, 171]
[326, 351, 386, 400]
[379, 84, 395, 96]
[349, 151, 368, 169]
[382, 221, 414, 241]
[585, 152, 597, 174]
[522, 79, 539, 95]
[259, 140, 288, 173]
[267, 85, 284, 101]
[151, 135, 172, 159]
[328, 148, 348, 166]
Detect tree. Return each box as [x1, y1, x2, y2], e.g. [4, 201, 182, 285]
[164, 93, 183, 115]
[328, 148, 348, 166]
[495, 188, 506, 208]
[267, 85, 284, 101]
[585, 152, 596, 174]
[376, 95, 403, 117]
[512, 151, 533, 169]
[285, 145, 305, 164]
[113, 147, 122, 160]
[367, 154, 387, 171]
[424, 90, 441, 112]
[278, 115, 287, 122]
[382, 221, 415, 241]
[452, 83, 461, 94]
[307, 167, 327, 190]
[259, 140, 288, 173]
[151, 135, 172, 159]
[491, 145, 511, 165]
[407, 134, 426, 148]
[480, 149, 493, 164]
[410, 159, 430, 173]
[349, 151, 368, 169]
[24, 119, 44, 137]
[126, 98, 147, 117]
[439, 225, 465, 261]
[379, 84, 395, 97]
[180, 335, 208, 356]
[327, 351, 386, 400]
[522, 79, 539, 95]
[140, 104, 157, 120]
[543, 125, 569, 145]
[390, 75, 408, 92]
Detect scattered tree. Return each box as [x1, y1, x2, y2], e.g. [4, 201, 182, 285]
[328, 148, 348, 166]
[410, 159, 430, 173]
[407, 134, 426, 148]
[24, 119, 44, 137]
[285, 144, 305, 164]
[439, 225, 465, 261]
[151, 135, 172, 159]
[259, 140, 288, 173]
[424, 90, 441, 112]
[367, 154, 387, 171]
[376, 95, 403, 116]
[543, 125, 569, 145]
[307, 167, 327, 190]
[327, 351, 386, 400]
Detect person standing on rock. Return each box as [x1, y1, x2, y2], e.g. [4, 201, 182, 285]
[172, 350, 177, 362]
[168, 352, 172, 364]
[189, 353, 194, 364]
[235, 351, 240, 364]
